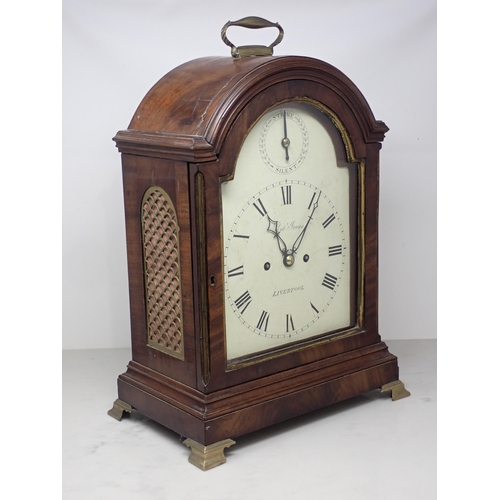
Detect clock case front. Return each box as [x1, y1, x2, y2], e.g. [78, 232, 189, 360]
[112, 55, 403, 448]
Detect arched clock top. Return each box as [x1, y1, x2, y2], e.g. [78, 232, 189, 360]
[113, 55, 388, 162]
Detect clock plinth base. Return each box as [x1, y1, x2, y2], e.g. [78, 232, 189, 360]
[381, 380, 410, 401]
[107, 399, 132, 421]
[183, 438, 235, 471]
[113, 342, 403, 446]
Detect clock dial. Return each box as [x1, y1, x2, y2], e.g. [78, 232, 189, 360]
[222, 101, 356, 362]
[224, 180, 346, 338]
[259, 109, 309, 174]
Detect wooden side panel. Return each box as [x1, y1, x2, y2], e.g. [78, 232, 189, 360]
[121, 154, 196, 386]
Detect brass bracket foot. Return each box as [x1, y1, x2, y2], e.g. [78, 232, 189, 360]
[183, 438, 235, 471]
[381, 380, 411, 401]
[107, 399, 132, 421]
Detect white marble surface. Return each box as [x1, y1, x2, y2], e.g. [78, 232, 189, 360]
[62, 340, 436, 499]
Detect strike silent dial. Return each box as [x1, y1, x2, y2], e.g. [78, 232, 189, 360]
[259, 108, 309, 175]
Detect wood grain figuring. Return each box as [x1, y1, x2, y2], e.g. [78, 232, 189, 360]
[117, 341, 399, 445]
[113, 56, 388, 162]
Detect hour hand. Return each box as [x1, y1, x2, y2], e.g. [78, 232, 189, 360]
[266, 215, 288, 256]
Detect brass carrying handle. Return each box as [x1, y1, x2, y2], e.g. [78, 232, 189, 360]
[221, 16, 284, 58]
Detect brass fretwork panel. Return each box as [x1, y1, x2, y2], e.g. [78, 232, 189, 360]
[141, 186, 184, 360]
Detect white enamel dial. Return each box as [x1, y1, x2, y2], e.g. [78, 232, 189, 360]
[225, 180, 346, 337]
[222, 101, 356, 362]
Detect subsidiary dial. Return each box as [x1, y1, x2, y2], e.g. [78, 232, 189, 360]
[259, 108, 309, 175]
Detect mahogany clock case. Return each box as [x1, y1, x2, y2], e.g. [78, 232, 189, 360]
[112, 55, 404, 446]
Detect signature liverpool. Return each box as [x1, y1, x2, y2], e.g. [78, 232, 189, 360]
[272, 285, 305, 297]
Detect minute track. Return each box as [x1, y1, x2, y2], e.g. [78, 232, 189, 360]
[224, 179, 346, 339]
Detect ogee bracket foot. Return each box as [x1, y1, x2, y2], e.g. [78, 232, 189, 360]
[183, 438, 236, 471]
[107, 399, 132, 421]
[381, 380, 411, 401]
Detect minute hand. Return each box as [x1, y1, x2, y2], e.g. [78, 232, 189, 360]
[291, 194, 320, 254]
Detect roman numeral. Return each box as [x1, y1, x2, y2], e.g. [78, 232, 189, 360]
[256, 310, 270, 331]
[281, 185, 292, 205]
[310, 302, 319, 314]
[234, 290, 252, 314]
[328, 245, 342, 256]
[227, 265, 244, 277]
[253, 198, 267, 217]
[286, 314, 295, 333]
[322, 214, 336, 228]
[322, 273, 337, 290]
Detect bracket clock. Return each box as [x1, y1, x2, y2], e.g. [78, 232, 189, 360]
[108, 17, 410, 470]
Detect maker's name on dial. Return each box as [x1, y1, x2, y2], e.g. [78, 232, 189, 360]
[277, 220, 305, 232]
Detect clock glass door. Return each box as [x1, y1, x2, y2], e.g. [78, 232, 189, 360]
[221, 101, 358, 363]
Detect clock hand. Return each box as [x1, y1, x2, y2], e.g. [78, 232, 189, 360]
[266, 215, 288, 257]
[291, 192, 320, 254]
[281, 111, 290, 161]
